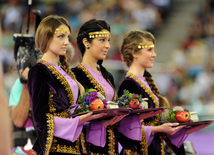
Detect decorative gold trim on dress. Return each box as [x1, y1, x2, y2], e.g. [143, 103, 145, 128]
[140, 127, 148, 154]
[88, 126, 117, 155]
[77, 63, 106, 98]
[107, 125, 116, 155]
[138, 42, 155, 49]
[48, 89, 56, 113]
[126, 72, 161, 126]
[49, 88, 70, 118]
[50, 137, 82, 154]
[89, 31, 111, 38]
[80, 132, 87, 154]
[77, 63, 117, 101]
[38, 59, 74, 105]
[51, 142, 81, 154]
[125, 150, 139, 155]
[53, 110, 70, 118]
[45, 113, 54, 155]
[125, 126, 148, 155]
[160, 136, 165, 155]
[77, 63, 118, 155]
[55, 28, 70, 34]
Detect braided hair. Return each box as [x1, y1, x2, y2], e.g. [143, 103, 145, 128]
[121, 30, 169, 108]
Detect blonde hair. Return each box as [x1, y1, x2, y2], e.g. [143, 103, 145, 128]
[144, 70, 170, 108]
[121, 30, 169, 108]
[36, 15, 85, 96]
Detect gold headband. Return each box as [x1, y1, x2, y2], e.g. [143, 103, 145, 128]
[138, 42, 155, 49]
[89, 31, 111, 38]
[55, 28, 70, 34]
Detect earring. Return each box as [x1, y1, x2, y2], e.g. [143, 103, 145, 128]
[86, 45, 89, 49]
[134, 57, 137, 62]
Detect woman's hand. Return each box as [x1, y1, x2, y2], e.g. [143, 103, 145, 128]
[102, 114, 127, 127]
[20, 67, 30, 80]
[78, 112, 107, 124]
[186, 122, 213, 134]
[139, 109, 165, 120]
[152, 123, 186, 135]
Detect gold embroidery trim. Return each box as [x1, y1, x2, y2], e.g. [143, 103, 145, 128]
[45, 113, 55, 155]
[50, 141, 81, 154]
[88, 126, 117, 155]
[39, 60, 82, 154]
[50, 135, 83, 154]
[125, 150, 139, 155]
[77, 63, 117, 101]
[48, 89, 56, 113]
[77, 63, 106, 98]
[107, 126, 116, 155]
[126, 72, 161, 126]
[38, 59, 74, 105]
[80, 132, 87, 154]
[160, 136, 165, 155]
[125, 126, 148, 155]
[48, 88, 70, 118]
[140, 126, 148, 154]
[53, 109, 70, 118]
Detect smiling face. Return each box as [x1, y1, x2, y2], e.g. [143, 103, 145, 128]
[86, 29, 110, 61]
[133, 40, 156, 69]
[46, 24, 70, 57]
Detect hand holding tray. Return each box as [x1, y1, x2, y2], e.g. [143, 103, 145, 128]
[72, 108, 132, 120]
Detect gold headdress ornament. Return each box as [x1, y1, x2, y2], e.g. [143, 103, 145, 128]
[88, 31, 111, 38]
[138, 42, 155, 49]
[55, 28, 70, 34]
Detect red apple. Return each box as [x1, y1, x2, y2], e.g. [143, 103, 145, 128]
[90, 98, 104, 110]
[175, 111, 190, 123]
[128, 99, 140, 110]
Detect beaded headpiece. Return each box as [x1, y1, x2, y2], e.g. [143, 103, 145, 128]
[88, 31, 111, 38]
[138, 42, 155, 49]
[55, 28, 70, 34]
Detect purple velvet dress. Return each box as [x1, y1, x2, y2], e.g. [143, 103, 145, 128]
[117, 73, 188, 155]
[72, 63, 119, 154]
[28, 59, 85, 155]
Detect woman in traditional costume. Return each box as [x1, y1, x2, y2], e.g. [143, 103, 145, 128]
[72, 18, 126, 155]
[27, 15, 106, 155]
[72, 19, 163, 155]
[118, 30, 212, 155]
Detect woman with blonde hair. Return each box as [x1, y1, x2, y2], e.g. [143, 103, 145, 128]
[28, 15, 106, 155]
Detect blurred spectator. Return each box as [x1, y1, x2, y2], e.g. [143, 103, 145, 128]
[1, 0, 24, 32]
[131, 0, 162, 32]
[171, 42, 187, 73]
[185, 39, 209, 77]
[194, 65, 214, 96]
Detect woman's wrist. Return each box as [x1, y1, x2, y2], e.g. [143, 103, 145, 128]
[151, 126, 162, 135]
